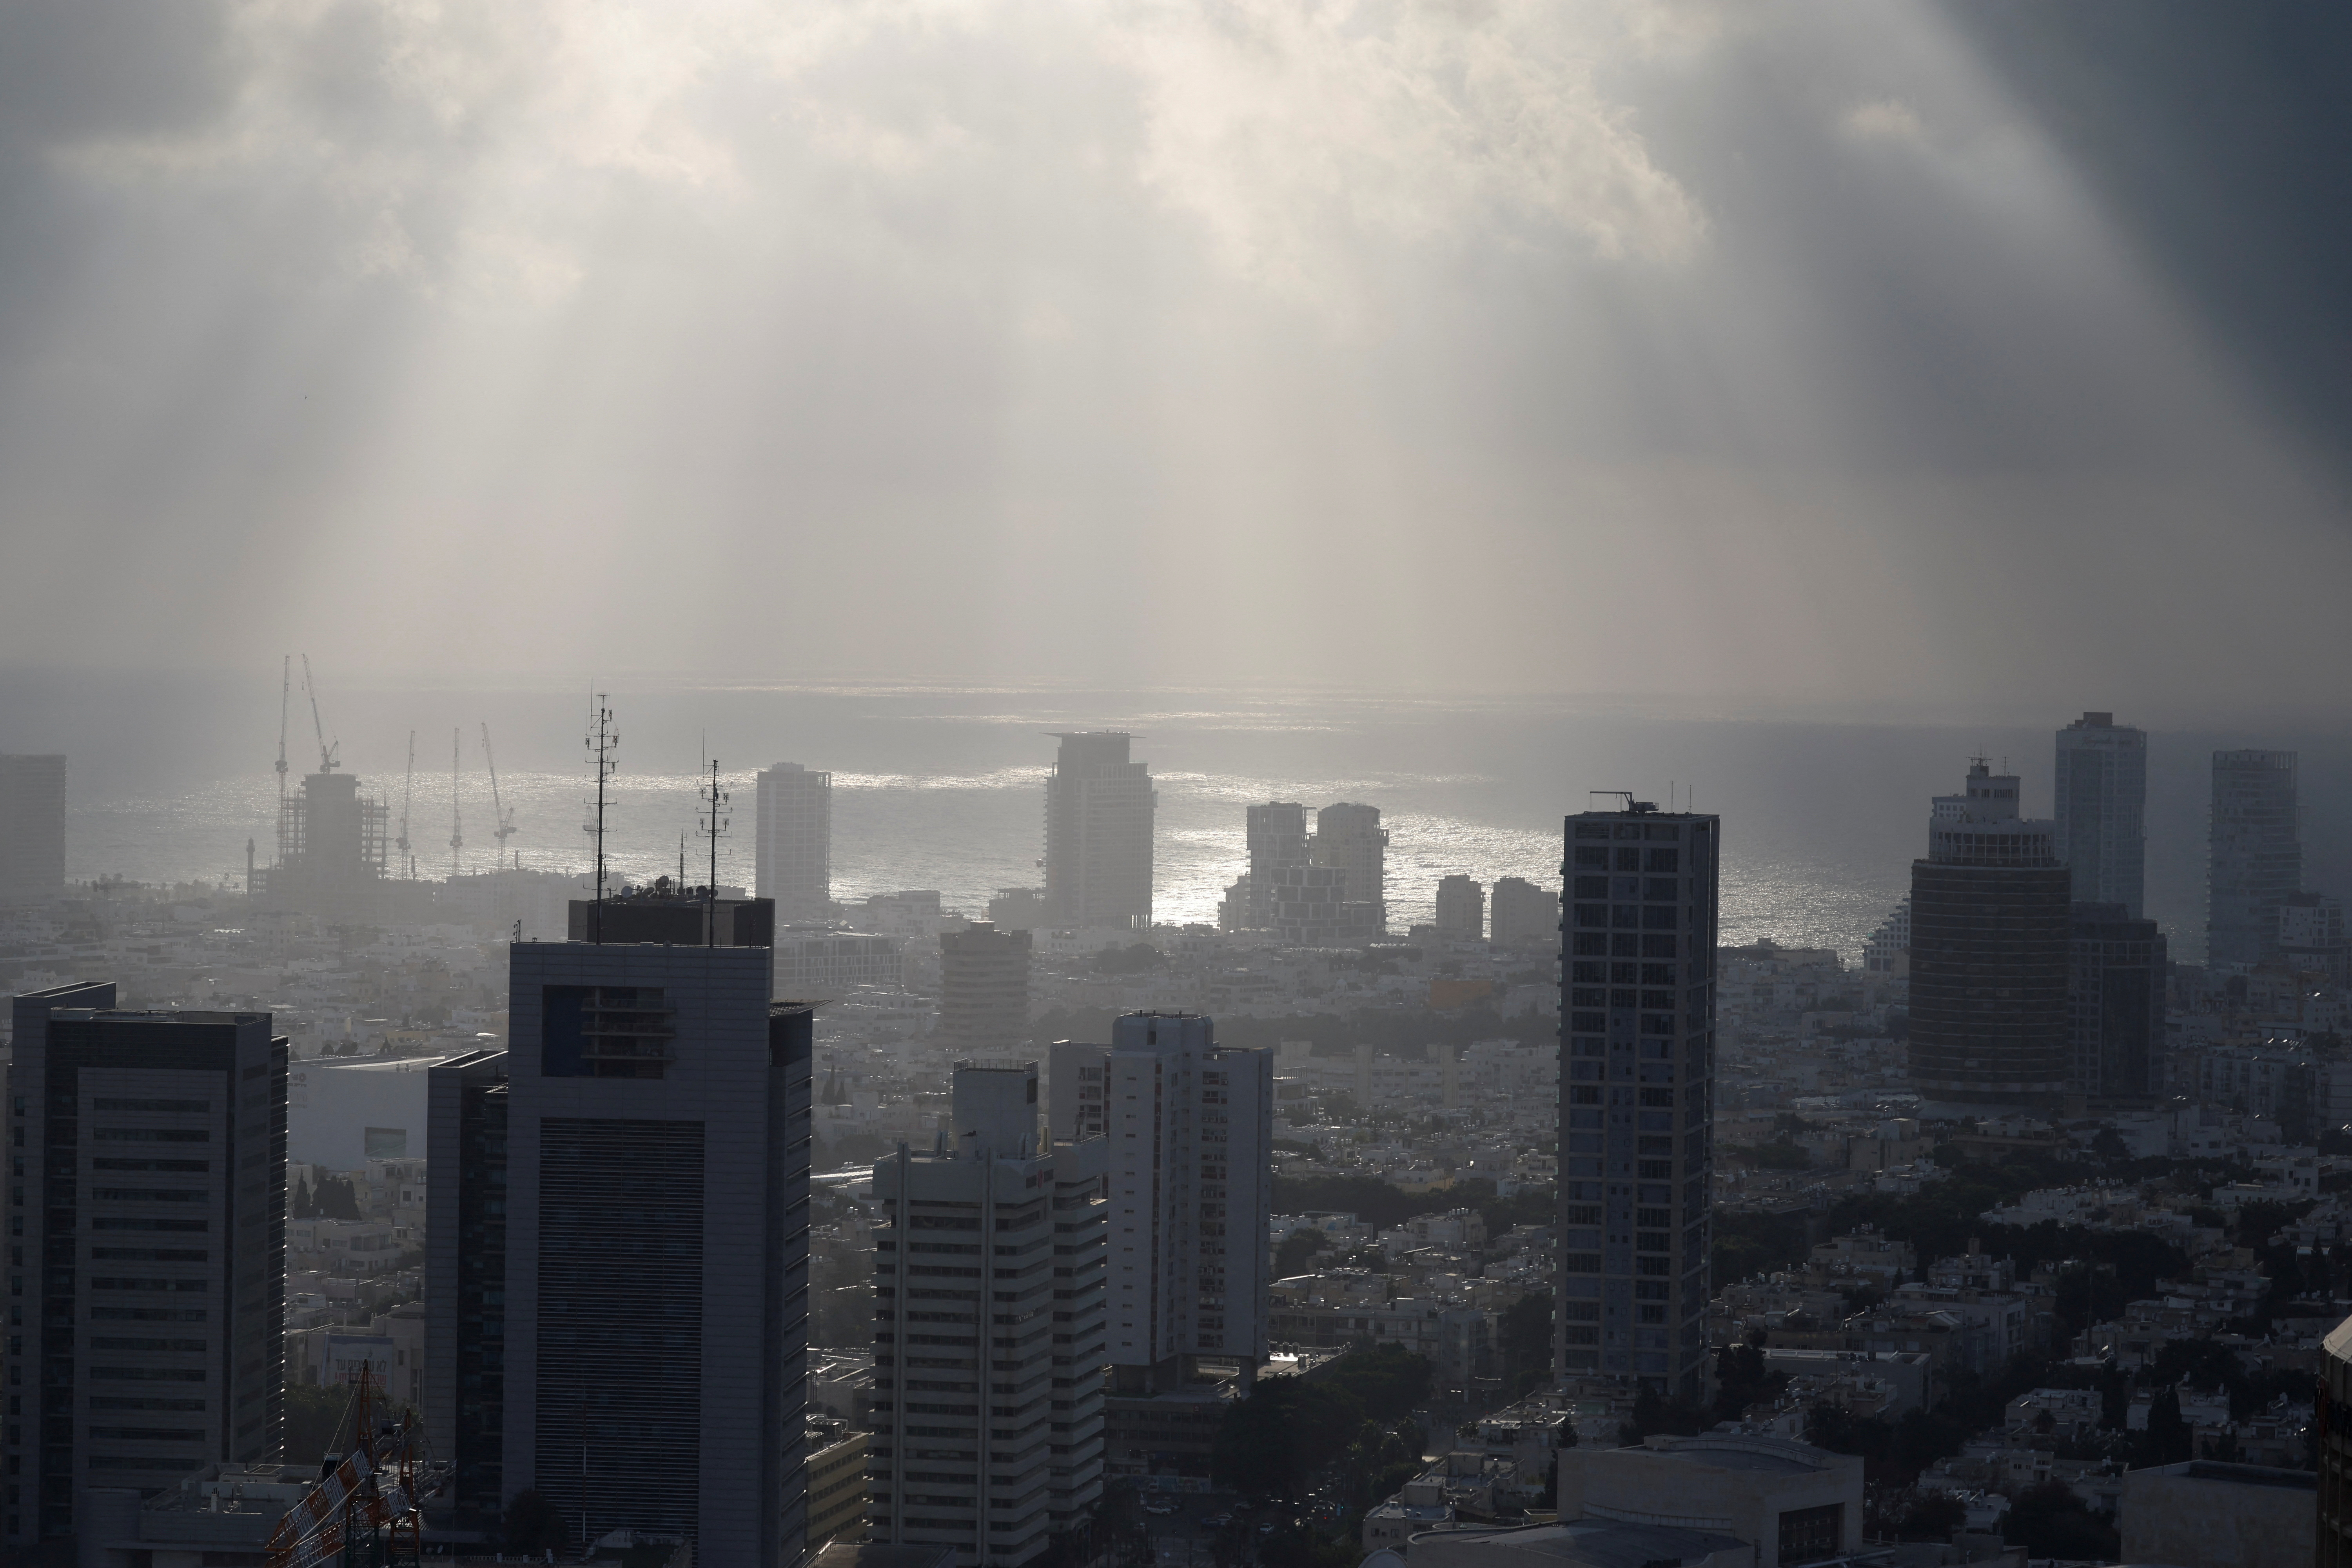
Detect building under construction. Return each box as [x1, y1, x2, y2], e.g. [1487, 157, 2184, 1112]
[256, 767, 393, 922]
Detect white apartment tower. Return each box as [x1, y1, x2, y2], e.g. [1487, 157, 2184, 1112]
[1312, 803, 1388, 938]
[1049, 1013, 1272, 1392]
[867, 1063, 1108, 1568]
[757, 763, 833, 921]
[1435, 875, 1485, 941]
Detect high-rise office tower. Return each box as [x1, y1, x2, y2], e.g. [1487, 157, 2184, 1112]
[1434, 876, 1485, 941]
[2068, 904, 2166, 1102]
[0, 755, 65, 905]
[1049, 1013, 1272, 1388]
[2053, 713, 2147, 918]
[867, 1062, 1108, 1567]
[2209, 749, 2301, 969]
[1488, 876, 1560, 949]
[1312, 802, 1387, 938]
[1907, 762, 2070, 1106]
[1043, 734, 1155, 930]
[1244, 803, 1309, 929]
[1560, 803, 1717, 1396]
[425, 888, 812, 1561]
[757, 763, 833, 922]
[937, 923, 1033, 1055]
[5, 983, 287, 1552]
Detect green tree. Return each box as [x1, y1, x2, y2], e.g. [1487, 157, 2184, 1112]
[1499, 1293, 1553, 1394]
[1275, 1230, 1327, 1278]
[282, 1382, 350, 1468]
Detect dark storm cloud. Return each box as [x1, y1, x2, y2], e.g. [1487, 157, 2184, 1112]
[1940, 2, 2352, 475]
[0, 1, 2341, 715]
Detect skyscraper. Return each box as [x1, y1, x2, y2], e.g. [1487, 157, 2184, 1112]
[5, 983, 287, 1552]
[1049, 1013, 1272, 1389]
[1907, 762, 2071, 1106]
[1488, 876, 1559, 949]
[1244, 802, 1309, 928]
[0, 754, 65, 905]
[426, 888, 812, 1561]
[1559, 801, 1717, 1396]
[1043, 733, 1155, 930]
[936, 923, 1033, 1055]
[2054, 712, 2147, 918]
[2209, 749, 2301, 969]
[1434, 875, 1485, 941]
[2068, 904, 2166, 1102]
[867, 1062, 1108, 1567]
[1312, 802, 1387, 938]
[757, 762, 833, 921]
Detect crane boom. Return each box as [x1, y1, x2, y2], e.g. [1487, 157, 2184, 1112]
[275, 656, 291, 804]
[397, 732, 415, 878]
[480, 723, 520, 861]
[299, 654, 338, 772]
[448, 728, 464, 880]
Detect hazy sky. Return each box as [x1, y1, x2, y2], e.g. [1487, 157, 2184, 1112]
[2, 1, 2347, 715]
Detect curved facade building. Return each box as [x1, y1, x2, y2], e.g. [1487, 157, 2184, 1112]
[1908, 762, 2071, 1107]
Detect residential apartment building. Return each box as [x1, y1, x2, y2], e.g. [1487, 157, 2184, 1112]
[937, 924, 1033, 1056]
[867, 1062, 1109, 1567]
[2209, 749, 2301, 969]
[1559, 802, 1718, 1396]
[1051, 1014, 1273, 1390]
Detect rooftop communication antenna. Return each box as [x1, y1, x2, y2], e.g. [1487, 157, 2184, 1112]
[584, 690, 618, 944]
[699, 743, 731, 948]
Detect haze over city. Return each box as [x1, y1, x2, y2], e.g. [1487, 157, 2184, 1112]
[3, 5, 2351, 1568]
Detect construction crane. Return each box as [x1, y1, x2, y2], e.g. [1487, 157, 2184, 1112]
[275, 656, 292, 807]
[448, 728, 465, 880]
[263, 1363, 439, 1568]
[479, 722, 519, 865]
[300, 654, 339, 772]
[396, 732, 416, 879]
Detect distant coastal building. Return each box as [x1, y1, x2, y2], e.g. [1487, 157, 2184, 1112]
[1488, 876, 1559, 949]
[1044, 733, 1155, 929]
[2209, 749, 2301, 969]
[936, 922, 1032, 1054]
[757, 762, 833, 921]
[2054, 711, 2146, 918]
[1435, 876, 1485, 941]
[0, 753, 65, 904]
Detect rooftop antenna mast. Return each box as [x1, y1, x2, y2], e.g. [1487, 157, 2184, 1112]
[480, 723, 519, 864]
[300, 653, 338, 771]
[698, 743, 730, 949]
[275, 656, 291, 807]
[397, 731, 416, 879]
[449, 728, 465, 880]
[584, 690, 617, 944]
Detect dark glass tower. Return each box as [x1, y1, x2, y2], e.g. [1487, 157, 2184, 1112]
[427, 890, 812, 1562]
[1559, 801, 1717, 1397]
[4, 984, 286, 1552]
[2068, 904, 2166, 1102]
[1909, 763, 2071, 1106]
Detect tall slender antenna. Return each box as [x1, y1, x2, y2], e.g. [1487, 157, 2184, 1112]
[449, 728, 465, 880]
[397, 732, 416, 879]
[699, 751, 731, 949]
[583, 690, 618, 944]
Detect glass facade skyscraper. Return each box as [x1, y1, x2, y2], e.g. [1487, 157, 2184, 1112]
[2054, 712, 2146, 918]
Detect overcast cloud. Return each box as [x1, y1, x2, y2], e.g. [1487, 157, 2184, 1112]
[0, 0, 2344, 719]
